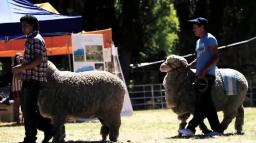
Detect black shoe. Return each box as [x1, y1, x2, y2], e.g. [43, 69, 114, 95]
[42, 130, 54, 143]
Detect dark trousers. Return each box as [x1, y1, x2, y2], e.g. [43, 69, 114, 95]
[21, 80, 53, 142]
[187, 75, 223, 133]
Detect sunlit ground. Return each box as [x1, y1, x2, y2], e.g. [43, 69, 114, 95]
[0, 108, 256, 143]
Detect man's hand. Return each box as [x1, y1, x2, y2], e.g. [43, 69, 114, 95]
[198, 70, 207, 79]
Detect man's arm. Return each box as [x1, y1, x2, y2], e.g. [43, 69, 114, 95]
[21, 55, 43, 70]
[12, 55, 43, 76]
[13, 38, 45, 76]
[198, 45, 218, 79]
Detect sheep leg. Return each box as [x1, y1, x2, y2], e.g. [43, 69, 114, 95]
[109, 125, 120, 142]
[52, 117, 66, 143]
[177, 113, 190, 136]
[99, 118, 109, 141]
[235, 105, 244, 134]
[221, 110, 237, 132]
[108, 115, 121, 142]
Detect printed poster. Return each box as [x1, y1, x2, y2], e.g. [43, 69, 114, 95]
[72, 34, 105, 72]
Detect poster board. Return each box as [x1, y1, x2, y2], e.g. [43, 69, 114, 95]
[72, 34, 105, 72]
[71, 33, 133, 117]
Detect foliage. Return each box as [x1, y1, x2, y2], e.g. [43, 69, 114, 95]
[174, 0, 256, 55]
[139, 0, 180, 62]
[28, 0, 180, 83]
[117, 0, 179, 62]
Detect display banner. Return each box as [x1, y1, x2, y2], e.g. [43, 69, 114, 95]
[72, 34, 105, 72]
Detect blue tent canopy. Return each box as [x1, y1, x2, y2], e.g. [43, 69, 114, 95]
[0, 0, 82, 40]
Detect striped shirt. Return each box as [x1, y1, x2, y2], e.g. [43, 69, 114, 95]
[11, 77, 22, 92]
[21, 31, 48, 82]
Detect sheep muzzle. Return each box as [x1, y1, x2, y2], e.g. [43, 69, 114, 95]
[160, 63, 172, 72]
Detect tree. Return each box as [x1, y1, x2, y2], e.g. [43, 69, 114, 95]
[139, 0, 179, 62]
[116, 0, 179, 83]
[174, 0, 256, 55]
[29, 0, 180, 84]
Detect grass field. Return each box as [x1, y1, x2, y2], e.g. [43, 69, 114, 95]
[0, 108, 256, 143]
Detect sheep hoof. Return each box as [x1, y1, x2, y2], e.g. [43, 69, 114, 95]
[101, 137, 107, 141]
[52, 140, 64, 143]
[52, 138, 65, 143]
[236, 131, 244, 135]
[110, 138, 117, 142]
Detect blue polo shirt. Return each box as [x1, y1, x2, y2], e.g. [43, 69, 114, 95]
[195, 33, 217, 76]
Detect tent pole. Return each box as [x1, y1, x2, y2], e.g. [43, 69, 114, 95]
[68, 54, 71, 71]
[66, 34, 72, 71]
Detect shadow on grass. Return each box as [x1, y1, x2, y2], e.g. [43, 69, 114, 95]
[64, 141, 107, 143]
[0, 123, 23, 127]
[44, 141, 109, 143]
[167, 132, 244, 139]
[65, 141, 126, 143]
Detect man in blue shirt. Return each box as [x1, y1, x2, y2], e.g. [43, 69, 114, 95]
[178, 17, 224, 137]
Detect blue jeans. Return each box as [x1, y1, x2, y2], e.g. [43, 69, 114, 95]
[21, 80, 53, 142]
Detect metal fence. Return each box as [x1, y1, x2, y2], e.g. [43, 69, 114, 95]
[128, 84, 166, 110]
[246, 80, 256, 106]
[128, 81, 256, 110]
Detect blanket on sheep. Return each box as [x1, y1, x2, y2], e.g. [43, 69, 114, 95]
[191, 68, 238, 95]
[217, 69, 238, 95]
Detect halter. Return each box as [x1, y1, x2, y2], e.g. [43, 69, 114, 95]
[164, 61, 191, 83]
[164, 62, 187, 72]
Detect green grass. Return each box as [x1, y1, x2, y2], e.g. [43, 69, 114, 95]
[0, 108, 256, 143]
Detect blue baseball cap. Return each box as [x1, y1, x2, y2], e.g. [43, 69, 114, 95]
[188, 17, 208, 25]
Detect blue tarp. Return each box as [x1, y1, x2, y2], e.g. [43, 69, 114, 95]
[0, 0, 82, 40]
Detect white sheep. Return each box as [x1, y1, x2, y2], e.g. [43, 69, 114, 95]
[160, 55, 248, 135]
[38, 61, 126, 142]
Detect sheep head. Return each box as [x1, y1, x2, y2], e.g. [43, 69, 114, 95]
[160, 55, 188, 72]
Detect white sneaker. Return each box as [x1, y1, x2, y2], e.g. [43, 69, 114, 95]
[178, 128, 195, 137]
[206, 131, 223, 137]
